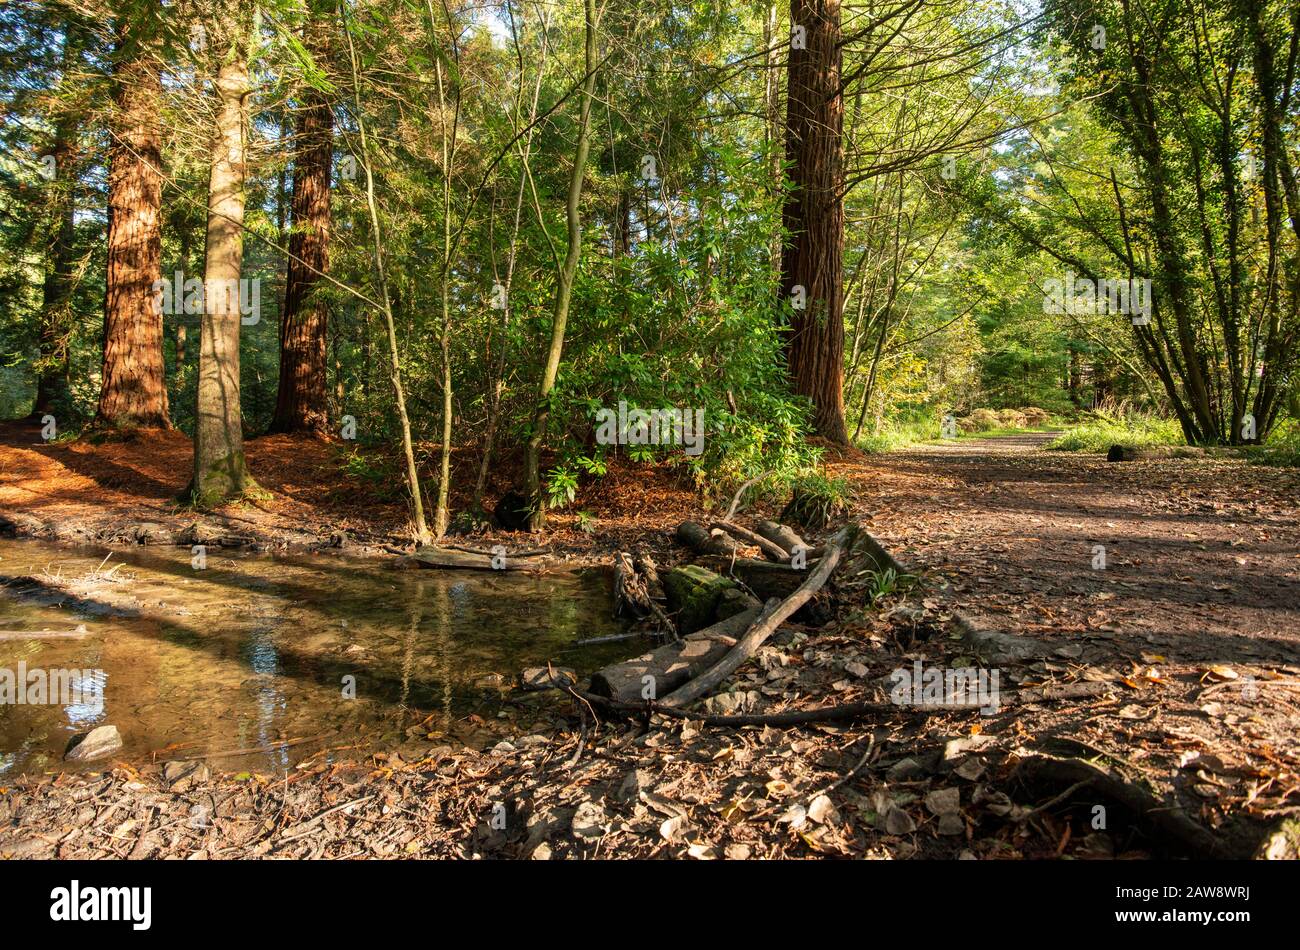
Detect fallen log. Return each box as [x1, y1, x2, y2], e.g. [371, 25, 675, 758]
[675, 520, 738, 557]
[755, 520, 806, 557]
[1014, 753, 1241, 858]
[588, 606, 761, 704]
[572, 678, 1112, 729]
[710, 521, 790, 563]
[661, 525, 854, 708]
[694, 554, 809, 600]
[614, 551, 678, 636]
[400, 548, 598, 572]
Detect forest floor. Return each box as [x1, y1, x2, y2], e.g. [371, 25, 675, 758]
[2, 423, 1299, 859]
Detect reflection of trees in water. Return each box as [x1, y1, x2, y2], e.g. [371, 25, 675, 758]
[432, 579, 453, 732]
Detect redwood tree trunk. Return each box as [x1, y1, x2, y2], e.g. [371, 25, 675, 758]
[780, 0, 848, 444]
[269, 84, 332, 435]
[93, 22, 169, 431]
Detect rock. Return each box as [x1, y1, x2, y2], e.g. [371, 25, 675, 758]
[662, 565, 736, 634]
[725, 842, 752, 860]
[162, 759, 210, 792]
[518, 667, 577, 691]
[65, 725, 123, 762]
[571, 801, 607, 839]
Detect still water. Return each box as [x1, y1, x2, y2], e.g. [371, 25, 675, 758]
[0, 538, 630, 776]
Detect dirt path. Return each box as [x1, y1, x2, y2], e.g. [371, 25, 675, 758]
[852, 432, 1300, 668]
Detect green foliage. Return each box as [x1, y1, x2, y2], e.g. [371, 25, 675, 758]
[1048, 415, 1184, 453]
[1244, 420, 1300, 468]
[866, 566, 916, 604]
[782, 473, 851, 530]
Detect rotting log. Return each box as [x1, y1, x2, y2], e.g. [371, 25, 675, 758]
[614, 551, 652, 617]
[695, 554, 807, 599]
[661, 525, 854, 708]
[755, 520, 806, 557]
[663, 564, 736, 634]
[675, 520, 738, 556]
[710, 521, 790, 563]
[588, 606, 762, 704]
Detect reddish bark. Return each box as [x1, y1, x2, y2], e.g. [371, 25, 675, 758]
[92, 23, 169, 432]
[780, 0, 848, 444]
[270, 88, 333, 435]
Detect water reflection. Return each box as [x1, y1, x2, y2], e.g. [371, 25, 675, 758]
[0, 538, 630, 776]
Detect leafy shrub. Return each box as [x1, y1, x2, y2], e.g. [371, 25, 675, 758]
[959, 408, 1001, 432]
[1048, 415, 1183, 452]
[781, 472, 851, 529]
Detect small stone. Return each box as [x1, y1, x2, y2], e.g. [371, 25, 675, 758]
[724, 843, 752, 860]
[65, 725, 122, 762]
[519, 667, 577, 691]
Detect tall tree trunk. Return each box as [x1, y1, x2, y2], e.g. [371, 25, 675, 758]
[764, 1, 783, 282]
[523, 0, 598, 531]
[269, 77, 332, 435]
[32, 25, 80, 418]
[93, 20, 169, 431]
[190, 52, 258, 505]
[432, 37, 459, 541]
[780, 0, 848, 444]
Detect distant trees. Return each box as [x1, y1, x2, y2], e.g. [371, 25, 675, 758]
[269, 6, 333, 437]
[1036, 0, 1300, 444]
